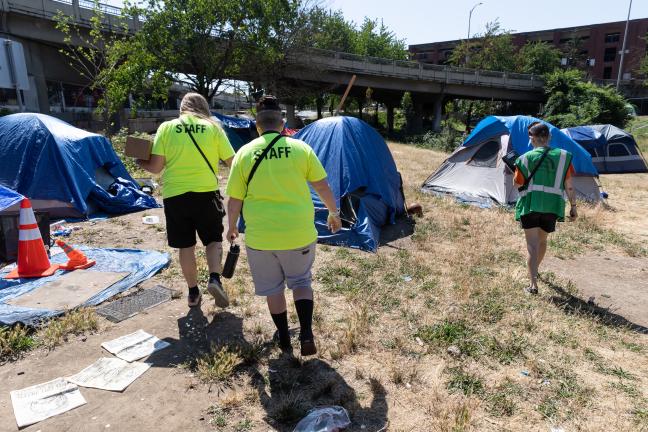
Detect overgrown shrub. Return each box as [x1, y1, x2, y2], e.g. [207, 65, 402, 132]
[408, 127, 463, 152]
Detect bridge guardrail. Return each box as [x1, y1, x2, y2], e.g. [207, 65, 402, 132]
[288, 48, 543, 91]
[5, 0, 136, 30]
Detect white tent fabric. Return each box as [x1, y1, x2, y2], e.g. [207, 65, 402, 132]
[423, 135, 600, 206]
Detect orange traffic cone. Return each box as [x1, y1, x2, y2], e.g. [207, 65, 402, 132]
[56, 239, 95, 271]
[4, 199, 59, 279]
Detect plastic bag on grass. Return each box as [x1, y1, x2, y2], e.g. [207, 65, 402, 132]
[293, 406, 351, 432]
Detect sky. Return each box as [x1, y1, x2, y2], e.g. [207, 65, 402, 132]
[103, 0, 647, 46]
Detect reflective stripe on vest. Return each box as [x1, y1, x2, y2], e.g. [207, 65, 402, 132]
[518, 149, 569, 198]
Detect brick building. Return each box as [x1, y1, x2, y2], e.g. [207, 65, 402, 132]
[409, 18, 648, 82]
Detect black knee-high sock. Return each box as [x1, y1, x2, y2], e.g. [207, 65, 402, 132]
[294, 299, 314, 341]
[271, 311, 290, 346]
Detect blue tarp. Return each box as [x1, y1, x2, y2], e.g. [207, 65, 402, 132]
[294, 117, 405, 252]
[0, 185, 23, 212]
[0, 247, 169, 325]
[0, 113, 159, 218]
[212, 112, 257, 151]
[464, 116, 598, 176]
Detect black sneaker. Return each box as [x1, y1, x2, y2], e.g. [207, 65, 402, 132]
[187, 291, 202, 307]
[207, 274, 229, 308]
[525, 285, 539, 295]
[300, 338, 317, 356]
[272, 330, 293, 353]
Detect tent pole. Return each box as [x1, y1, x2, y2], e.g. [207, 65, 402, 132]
[335, 75, 357, 116]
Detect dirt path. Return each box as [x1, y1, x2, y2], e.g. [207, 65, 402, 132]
[545, 253, 648, 329]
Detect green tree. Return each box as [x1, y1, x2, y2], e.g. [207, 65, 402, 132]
[54, 1, 129, 127]
[354, 18, 408, 60]
[639, 49, 648, 85]
[401, 91, 416, 133]
[449, 21, 516, 71]
[517, 41, 561, 75]
[308, 9, 357, 53]
[561, 34, 588, 70]
[542, 69, 630, 128]
[105, 0, 306, 112]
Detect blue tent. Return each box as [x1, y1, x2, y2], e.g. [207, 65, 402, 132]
[463, 116, 598, 175]
[0, 113, 158, 218]
[212, 112, 258, 151]
[295, 116, 405, 252]
[423, 116, 601, 206]
[562, 125, 648, 174]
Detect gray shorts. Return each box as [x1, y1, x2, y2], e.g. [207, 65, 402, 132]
[246, 242, 316, 297]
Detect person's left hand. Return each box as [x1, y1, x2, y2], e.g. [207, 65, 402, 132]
[327, 213, 342, 233]
[227, 227, 239, 243]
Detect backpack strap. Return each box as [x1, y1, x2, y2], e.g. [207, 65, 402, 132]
[519, 147, 550, 192]
[179, 118, 216, 176]
[246, 133, 283, 186]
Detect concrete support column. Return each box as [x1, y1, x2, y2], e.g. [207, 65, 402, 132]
[26, 42, 50, 114]
[316, 96, 323, 119]
[386, 104, 395, 135]
[432, 95, 444, 132]
[285, 104, 297, 128]
[72, 0, 81, 20]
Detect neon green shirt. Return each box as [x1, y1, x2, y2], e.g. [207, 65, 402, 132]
[226, 132, 327, 250]
[152, 114, 235, 199]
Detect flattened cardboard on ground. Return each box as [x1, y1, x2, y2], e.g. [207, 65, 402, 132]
[10, 378, 86, 428]
[101, 329, 171, 362]
[7, 270, 130, 310]
[125, 136, 153, 160]
[67, 357, 151, 392]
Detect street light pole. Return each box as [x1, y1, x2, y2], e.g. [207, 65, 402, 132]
[467, 2, 483, 40]
[616, 0, 633, 90]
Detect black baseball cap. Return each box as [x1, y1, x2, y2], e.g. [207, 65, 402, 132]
[256, 95, 281, 112]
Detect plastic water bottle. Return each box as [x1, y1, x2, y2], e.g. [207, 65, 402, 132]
[221, 243, 239, 279]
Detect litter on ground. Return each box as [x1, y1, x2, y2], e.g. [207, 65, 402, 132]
[10, 378, 86, 428]
[101, 329, 170, 362]
[67, 357, 151, 392]
[142, 215, 160, 225]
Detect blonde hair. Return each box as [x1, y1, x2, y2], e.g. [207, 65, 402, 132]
[179, 92, 219, 126]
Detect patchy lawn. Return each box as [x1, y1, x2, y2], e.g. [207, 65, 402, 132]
[0, 142, 647, 432]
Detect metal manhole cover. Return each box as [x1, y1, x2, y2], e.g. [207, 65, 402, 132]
[97, 285, 172, 323]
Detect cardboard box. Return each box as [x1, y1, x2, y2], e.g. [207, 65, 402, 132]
[125, 136, 152, 160]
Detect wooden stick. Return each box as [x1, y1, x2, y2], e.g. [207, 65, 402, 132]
[335, 74, 357, 115]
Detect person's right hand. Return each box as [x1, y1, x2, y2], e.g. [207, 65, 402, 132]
[569, 206, 578, 220]
[327, 213, 342, 233]
[227, 227, 239, 243]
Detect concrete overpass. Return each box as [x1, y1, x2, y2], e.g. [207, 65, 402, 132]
[1, 0, 546, 131]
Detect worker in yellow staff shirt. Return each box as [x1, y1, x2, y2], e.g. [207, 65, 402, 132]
[226, 96, 341, 356]
[137, 93, 235, 308]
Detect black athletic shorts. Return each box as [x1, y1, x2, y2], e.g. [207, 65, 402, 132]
[163, 191, 225, 248]
[520, 212, 558, 233]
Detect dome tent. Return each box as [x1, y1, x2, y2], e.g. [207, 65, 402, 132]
[294, 116, 406, 252]
[421, 116, 601, 206]
[212, 111, 258, 151]
[562, 124, 648, 174]
[0, 113, 158, 218]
